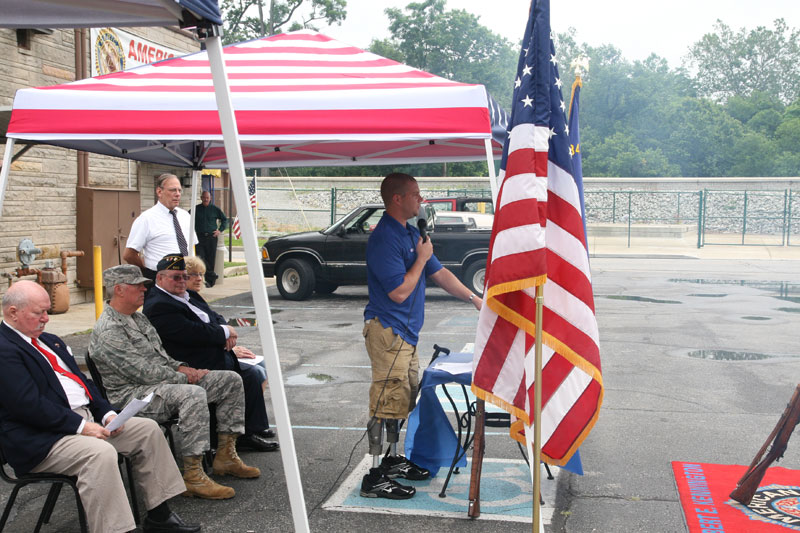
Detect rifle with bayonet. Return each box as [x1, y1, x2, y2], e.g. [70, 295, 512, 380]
[467, 399, 486, 518]
[730, 384, 800, 505]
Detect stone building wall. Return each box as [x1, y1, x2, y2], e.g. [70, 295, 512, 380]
[0, 27, 198, 307]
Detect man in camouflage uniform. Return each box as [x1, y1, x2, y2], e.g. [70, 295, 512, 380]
[89, 264, 260, 500]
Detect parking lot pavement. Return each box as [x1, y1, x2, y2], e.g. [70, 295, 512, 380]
[4, 255, 799, 532]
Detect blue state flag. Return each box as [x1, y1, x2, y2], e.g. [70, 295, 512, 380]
[567, 78, 588, 248]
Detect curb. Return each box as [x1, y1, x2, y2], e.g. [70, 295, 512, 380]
[224, 265, 249, 277]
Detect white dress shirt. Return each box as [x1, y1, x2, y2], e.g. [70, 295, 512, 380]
[127, 202, 198, 270]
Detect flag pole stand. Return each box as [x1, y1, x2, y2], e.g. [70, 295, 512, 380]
[533, 283, 544, 533]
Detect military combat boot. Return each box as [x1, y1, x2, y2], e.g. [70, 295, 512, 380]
[212, 433, 261, 478]
[182, 456, 235, 499]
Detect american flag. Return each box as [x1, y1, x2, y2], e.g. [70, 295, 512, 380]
[471, 0, 602, 467]
[231, 176, 257, 239]
[231, 215, 241, 239]
[248, 176, 257, 208]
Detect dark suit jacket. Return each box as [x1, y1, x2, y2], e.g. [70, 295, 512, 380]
[143, 287, 239, 372]
[0, 323, 113, 475]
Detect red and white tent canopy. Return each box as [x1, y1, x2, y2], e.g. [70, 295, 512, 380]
[7, 30, 498, 168]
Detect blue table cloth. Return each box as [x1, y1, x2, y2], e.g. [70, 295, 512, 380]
[404, 350, 585, 477]
[404, 351, 473, 476]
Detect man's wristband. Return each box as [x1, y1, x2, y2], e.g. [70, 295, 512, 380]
[468, 294, 475, 302]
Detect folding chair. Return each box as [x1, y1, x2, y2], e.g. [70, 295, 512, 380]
[84, 351, 146, 523]
[0, 446, 87, 533]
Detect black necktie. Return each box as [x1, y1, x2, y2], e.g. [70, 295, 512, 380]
[170, 209, 189, 256]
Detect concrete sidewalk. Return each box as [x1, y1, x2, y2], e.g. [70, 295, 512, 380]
[44, 237, 800, 339]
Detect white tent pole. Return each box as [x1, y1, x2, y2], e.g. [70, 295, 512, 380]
[188, 169, 201, 254]
[484, 138, 498, 204]
[205, 31, 310, 533]
[0, 139, 17, 212]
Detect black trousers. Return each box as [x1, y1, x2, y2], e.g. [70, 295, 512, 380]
[196, 233, 219, 285]
[222, 354, 270, 434]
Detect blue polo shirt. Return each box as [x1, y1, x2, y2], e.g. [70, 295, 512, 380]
[364, 213, 442, 346]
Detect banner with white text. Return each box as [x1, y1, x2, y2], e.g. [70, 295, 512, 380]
[90, 27, 184, 76]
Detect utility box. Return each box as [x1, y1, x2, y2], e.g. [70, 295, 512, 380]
[76, 188, 141, 288]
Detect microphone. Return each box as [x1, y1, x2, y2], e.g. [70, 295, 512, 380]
[417, 218, 428, 243]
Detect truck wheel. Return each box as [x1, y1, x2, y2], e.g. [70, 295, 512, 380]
[276, 258, 315, 300]
[463, 260, 486, 298]
[315, 281, 338, 295]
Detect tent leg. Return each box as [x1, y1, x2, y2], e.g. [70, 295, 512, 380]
[205, 29, 310, 533]
[484, 138, 498, 204]
[188, 169, 201, 253]
[0, 138, 17, 213]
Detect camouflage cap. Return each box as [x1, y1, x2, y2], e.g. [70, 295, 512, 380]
[157, 253, 186, 272]
[103, 264, 152, 289]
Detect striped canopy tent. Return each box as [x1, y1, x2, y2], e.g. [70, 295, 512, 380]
[5, 30, 501, 170]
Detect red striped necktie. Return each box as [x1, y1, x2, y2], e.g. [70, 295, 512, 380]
[31, 338, 93, 401]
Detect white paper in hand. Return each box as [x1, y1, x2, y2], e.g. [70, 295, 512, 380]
[106, 392, 153, 432]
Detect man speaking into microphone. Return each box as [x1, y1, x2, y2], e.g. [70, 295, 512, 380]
[360, 172, 482, 499]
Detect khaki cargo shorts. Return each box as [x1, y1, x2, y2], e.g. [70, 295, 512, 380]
[363, 317, 418, 419]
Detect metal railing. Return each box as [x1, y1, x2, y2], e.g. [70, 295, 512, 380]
[252, 186, 799, 248]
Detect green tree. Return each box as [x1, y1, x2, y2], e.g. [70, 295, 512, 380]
[660, 97, 742, 176]
[585, 131, 678, 177]
[220, 0, 346, 44]
[685, 19, 800, 104]
[724, 91, 783, 125]
[774, 117, 800, 153]
[369, 0, 517, 109]
[728, 132, 778, 176]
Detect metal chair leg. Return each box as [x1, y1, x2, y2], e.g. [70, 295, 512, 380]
[35, 482, 63, 531]
[0, 484, 24, 532]
[124, 457, 140, 525]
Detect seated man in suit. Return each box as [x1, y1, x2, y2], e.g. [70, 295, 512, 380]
[144, 254, 277, 452]
[0, 280, 198, 533]
[89, 265, 261, 500]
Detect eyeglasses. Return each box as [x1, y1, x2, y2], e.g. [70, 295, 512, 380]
[165, 274, 190, 281]
[187, 273, 204, 278]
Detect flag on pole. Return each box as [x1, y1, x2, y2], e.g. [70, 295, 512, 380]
[248, 176, 257, 208]
[471, 0, 602, 467]
[231, 215, 241, 239]
[568, 75, 588, 246]
[231, 176, 257, 239]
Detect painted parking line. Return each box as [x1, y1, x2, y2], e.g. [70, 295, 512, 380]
[323, 454, 559, 524]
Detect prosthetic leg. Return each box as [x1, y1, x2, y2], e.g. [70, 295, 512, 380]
[385, 418, 400, 457]
[367, 417, 384, 468]
[360, 416, 416, 499]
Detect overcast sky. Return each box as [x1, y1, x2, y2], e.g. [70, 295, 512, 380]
[317, 0, 800, 68]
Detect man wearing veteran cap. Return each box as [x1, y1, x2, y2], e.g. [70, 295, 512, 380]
[144, 255, 278, 452]
[90, 264, 262, 500]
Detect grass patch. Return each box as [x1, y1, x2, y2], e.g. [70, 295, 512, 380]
[224, 261, 246, 268]
[224, 238, 267, 247]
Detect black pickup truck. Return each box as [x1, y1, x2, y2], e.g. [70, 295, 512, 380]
[262, 203, 490, 300]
